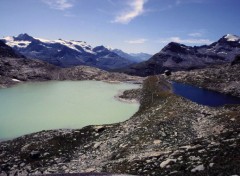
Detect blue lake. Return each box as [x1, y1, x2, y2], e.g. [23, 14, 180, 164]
[172, 82, 240, 107]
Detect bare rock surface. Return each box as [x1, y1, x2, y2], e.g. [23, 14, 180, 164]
[0, 57, 143, 88]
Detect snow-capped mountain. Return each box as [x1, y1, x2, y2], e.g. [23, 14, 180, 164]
[112, 49, 152, 63]
[1, 34, 134, 70]
[224, 34, 240, 42]
[120, 34, 240, 76]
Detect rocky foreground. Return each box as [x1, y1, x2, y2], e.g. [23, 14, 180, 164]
[0, 57, 143, 88]
[0, 76, 239, 176]
[169, 63, 240, 98]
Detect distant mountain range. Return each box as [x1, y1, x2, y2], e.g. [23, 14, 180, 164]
[111, 49, 151, 63]
[2, 33, 240, 76]
[119, 34, 240, 76]
[1, 34, 151, 70]
[0, 40, 141, 88]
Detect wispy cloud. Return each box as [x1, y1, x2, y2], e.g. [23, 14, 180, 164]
[42, 0, 74, 10]
[188, 32, 203, 37]
[125, 38, 147, 44]
[158, 37, 213, 45]
[176, 0, 205, 5]
[112, 0, 148, 24]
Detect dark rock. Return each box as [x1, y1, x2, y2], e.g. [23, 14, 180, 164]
[0, 41, 24, 58]
[30, 151, 40, 159]
[231, 54, 240, 65]
[14, 33, 35, 42]
[164, 70, 171, 76]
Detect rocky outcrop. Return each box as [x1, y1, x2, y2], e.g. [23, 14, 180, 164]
[169, 63, 240, 97]
[0, 41, 24, 58]
[0, 57, 143, 88]
[1, 76, 239, 175]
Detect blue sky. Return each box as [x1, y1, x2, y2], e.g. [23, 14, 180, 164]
[1, 0, 239, 54]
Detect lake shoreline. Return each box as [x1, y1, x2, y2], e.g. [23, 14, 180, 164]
[0, 57, 144, 90]
[171, 81, 240, 107]
[1, 76, 240, 175]
[169, 63, 240, 98]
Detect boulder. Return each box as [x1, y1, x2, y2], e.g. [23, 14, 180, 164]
[30, 151, 40, 159]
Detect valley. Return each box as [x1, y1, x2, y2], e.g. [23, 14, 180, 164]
[1, 0, 240, 175]
[0, 33, 240, 176]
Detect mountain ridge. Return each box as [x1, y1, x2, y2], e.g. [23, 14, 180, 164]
[119, 34, 240, 76]
[2, 34, 150, 70]
[0, 41, 142, 88]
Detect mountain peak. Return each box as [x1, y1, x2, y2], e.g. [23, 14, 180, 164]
[93, 45, 109, 52]
[218, 34, 240, 43]
[224, 34, 240, 42]
[14, 33, 34, 41]
[162, 42, 189, 54]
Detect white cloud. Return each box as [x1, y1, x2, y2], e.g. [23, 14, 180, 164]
[158, 37, 213, 45]
[42, 0, 73, 10]
[188, 32, 202, 37]
[125, 38, 147, 44]
[113, 0, 148, 24]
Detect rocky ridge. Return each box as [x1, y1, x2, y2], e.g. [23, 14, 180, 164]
[0, 76, 239, 176]
[169, 62, 240, 97]
[0, 57, 143, 89]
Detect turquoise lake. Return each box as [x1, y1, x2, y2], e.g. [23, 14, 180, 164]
[0, 81, 140, 140]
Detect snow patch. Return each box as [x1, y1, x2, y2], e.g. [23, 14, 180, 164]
[160, 159, 176, 168]
[218, 52, 227, 55]
[191, 164, 205, 172]
[35, 37, 51, 43]
[12, 79, 21, 82]
[224, 34, 240, 42]
[4, 36, 31, 48]
[36, 37, 95, 54]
